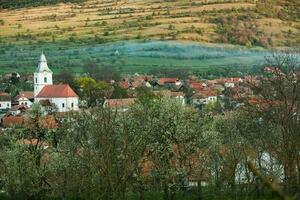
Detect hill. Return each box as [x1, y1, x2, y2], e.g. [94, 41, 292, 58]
[0, 0, 299, 48]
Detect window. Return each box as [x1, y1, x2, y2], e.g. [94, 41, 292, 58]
[62, 103, 65, 108]
[35, 78, 37, 83]
[7, 103, 9, 107]
[0, 103, 1, 107]
[44, 77, 47, 83]
[71, 103, 74, 108]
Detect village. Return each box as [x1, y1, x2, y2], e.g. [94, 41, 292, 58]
[0, 51, 298, 200]
[0, 52, 268, 130]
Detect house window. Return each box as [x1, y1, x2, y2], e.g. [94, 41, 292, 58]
[35, 78, 37, 83]
[7, 103, 9, 107]
[71, 103, 74, 108]
[0, 103, 1, 107]
[44, 77, 47, 83]
[62, 103, 65, 108]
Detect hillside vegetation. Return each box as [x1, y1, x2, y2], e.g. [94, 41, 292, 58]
[0, 0, 299, 48]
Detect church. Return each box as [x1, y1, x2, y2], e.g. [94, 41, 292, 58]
[34, 53, 79, 112]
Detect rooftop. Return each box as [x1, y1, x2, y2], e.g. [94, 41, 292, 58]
[36, 84, 78, 98]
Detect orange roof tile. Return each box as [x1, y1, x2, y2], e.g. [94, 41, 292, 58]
[189, 82, 204, 91]
[36, 84, 78, 98]
[15, 91, 34, 100]
[158, 78, 179, 85]
[2, 115, 25, 128]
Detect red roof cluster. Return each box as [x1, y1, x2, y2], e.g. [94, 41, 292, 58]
[36, 84, 78, 98]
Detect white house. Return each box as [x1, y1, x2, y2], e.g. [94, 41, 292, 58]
[0, 92, 11, 110]
[192, 90, 218, 106]
[34, 53, 79, 113]
[15, 91, 34, 107]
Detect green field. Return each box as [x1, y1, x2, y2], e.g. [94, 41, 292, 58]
[0, 40, 270, 76]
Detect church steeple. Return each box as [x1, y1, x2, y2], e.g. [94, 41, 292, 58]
[36, 52, 52, 73]
[34, 52, 53, 98]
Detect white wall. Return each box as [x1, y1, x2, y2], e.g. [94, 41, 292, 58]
[34, 71, 53, 97]
[36, 97, 79, 112]
[18, 97, 33, 107]
[0, 101, 11, 110]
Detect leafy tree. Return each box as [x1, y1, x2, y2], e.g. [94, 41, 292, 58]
[131, 98, 207, 200]
[0, 104, 51, 199]
[75, 77, 112, 107]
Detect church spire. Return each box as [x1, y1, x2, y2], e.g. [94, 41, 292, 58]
[36, 52, 52, 73]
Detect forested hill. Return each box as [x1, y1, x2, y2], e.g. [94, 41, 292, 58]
[0, 0, 299, 48]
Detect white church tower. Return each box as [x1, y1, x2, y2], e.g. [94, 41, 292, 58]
[34, 52, 53, 97]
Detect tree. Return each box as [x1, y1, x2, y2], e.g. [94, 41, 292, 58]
[75, 77, 112, 107]
[245, 51, 300, 195]
[131, 98, 207, 200]
[54, 70, 75, 88]
[0, 103, 52, 199]
[51, 107, 150, 200]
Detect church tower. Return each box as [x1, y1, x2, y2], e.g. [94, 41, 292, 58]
[34, 52, 53, 97]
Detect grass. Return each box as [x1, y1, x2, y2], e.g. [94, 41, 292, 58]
[0, 40, 270, 75]
[0, 0, 299, 47]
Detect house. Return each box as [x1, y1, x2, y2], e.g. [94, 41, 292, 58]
[158, 78, 182, 87]
[192, 90, 218, 109]
[0, 92, 11, 110]
[34, 53, 79, 113]
[10, 105, 29, 116]
[224, 78, 243, 88]
[189, 82, 205, 92]
[103, 98, 136, 111]
[154, 90, 186, 105]
[15, 91, 34, 107]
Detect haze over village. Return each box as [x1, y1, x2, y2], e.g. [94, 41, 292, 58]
[0, 0, 300, 200]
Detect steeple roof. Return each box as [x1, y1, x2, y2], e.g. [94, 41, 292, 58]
[36, 52, 52, 73]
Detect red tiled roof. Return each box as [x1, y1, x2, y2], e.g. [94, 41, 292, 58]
[15, 91, 34, 100]
[189, 82, 204, 91]
[36, 84, 78, 98]
[2, 115, 25, 128]
[195, 90, 218, 98]
[105, 98, 136, 109]
[0, 92, 11, 101]
[158, 78, 179, 85]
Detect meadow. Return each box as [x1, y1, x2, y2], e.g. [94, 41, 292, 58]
[0, 0, 299, 48]
[0, 40, 270, 76]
